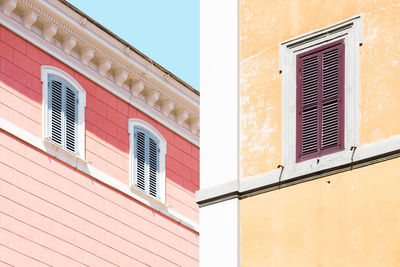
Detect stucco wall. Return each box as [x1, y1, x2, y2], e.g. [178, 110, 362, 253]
[0, 25, 199, 266]
[241, 157, 400, 266]
[240, 0, 400, 178]
[0, 131, 199, 266]
[240, 0, 400, 265]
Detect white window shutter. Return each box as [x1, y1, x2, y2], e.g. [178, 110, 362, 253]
[134, 129, 147, 192]
[148, 136, 159, 198]
[134, 127, 160, 199]
[48, 78, 63, 146]
[48, 75, 80, 155]
[65, 86, 78, 154]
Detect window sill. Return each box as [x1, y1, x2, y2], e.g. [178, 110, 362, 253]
[127, 185, 198, 231]
[43, 139, 86, 167]
[242, 135, 400, 195]
[285, 149, 354, 179]
[0, 118, 199, 232]
[129, 186, 167, 209]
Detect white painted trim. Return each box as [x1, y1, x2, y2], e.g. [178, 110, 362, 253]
[243, 134, 400, 192]
[0, 118, 199, 232]
[128, 119, 166, 204]
[196, 134, 400, 204]
[41, 65, 86, 158]
[196, 180, 238, 203]
[239, 169, 282, 193]
[279, 15, 363, 172]
[0, 2, 199, 146]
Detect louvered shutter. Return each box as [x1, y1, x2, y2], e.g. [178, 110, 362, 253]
[134, 129, 147, 192]
[297, 54, 319, 158]
[321, 44, 345, 152]
[296, 40, 345, 162]
[65, 86, 78, 153]
[148, 136, 159, 198]
[134, 128, 160, 199]
[48, 75, 79, 154]
[48, 77, 63, 146]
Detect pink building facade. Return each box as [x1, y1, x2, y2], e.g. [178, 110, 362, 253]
[0, 0, 200, 266]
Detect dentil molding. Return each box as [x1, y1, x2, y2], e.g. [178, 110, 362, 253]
[2, 0, 199, 145]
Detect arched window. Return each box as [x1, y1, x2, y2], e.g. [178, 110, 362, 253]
[129, 119, 166, 202]
[41, 66, 86, 158]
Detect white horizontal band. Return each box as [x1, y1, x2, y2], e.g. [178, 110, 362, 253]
[0, 118, 199, 232]
[197, 134, 400, 206]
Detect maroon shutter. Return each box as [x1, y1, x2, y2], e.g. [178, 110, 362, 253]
[296, 40, 345, 162]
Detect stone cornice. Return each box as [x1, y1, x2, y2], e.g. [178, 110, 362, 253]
[2, 0, 199, 145]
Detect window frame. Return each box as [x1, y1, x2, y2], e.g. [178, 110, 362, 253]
[41, 66, 86, 159]
[279, 15, 362, 173]
[296, 39, 345, 162]
[128, 118, 166, 203]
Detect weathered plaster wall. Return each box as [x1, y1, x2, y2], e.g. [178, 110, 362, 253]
[241, 157, 400, 266]
[360, 3, 400, 143]
[240, 0, 400, 178]
[240, 0, 400, 265]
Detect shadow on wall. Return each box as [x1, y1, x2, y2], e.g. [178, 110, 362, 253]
[0, 25, 199, 194]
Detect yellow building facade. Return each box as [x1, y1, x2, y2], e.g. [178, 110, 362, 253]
[199, 0, 400, 266]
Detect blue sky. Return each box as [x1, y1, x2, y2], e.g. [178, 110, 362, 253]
[67, 0, 199, 90]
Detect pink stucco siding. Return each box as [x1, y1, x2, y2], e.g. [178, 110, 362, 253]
[0, 25, 199, 266]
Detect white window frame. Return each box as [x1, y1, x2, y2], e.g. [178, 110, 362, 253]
[41, 66, 86, 159]
[128, 118, 166, 204]
[279, 15, 363, 175]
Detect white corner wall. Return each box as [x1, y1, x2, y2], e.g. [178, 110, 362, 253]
[200, 199, 240, 267]
[200, 0, 239, 266]
[200, 0, 239, 188]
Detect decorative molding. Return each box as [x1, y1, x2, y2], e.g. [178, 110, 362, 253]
[115, 69, 128, 87]
[2, 0, 16, 16]
[176, 109, 189, 125]
[2, 0, 199, 145]
[43, 23, 57, 41]
[190, 119, 199, 134]
[161, 100, 174, 116]
[0, 117, 199, 232]
[80, 47, 94, 65]
[123, 46, 130, 56]
[131, 80, 144, 97]
[146, 90, 160, 107]
[22, 10, 36, 29]
[79, 17, 87, 27]
[98, 59, 111, 76]
[62, 36, 76, 54]
[162, 73, 171, 82]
